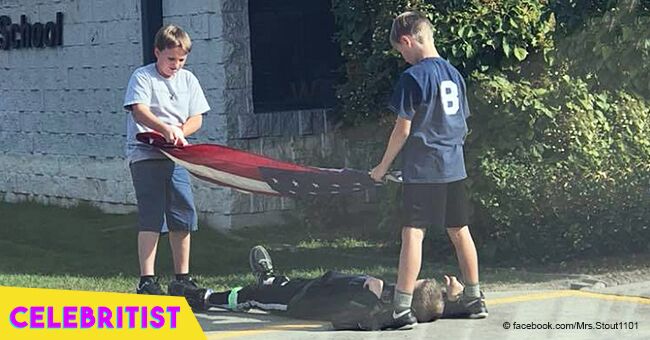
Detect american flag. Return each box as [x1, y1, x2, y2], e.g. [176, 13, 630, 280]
[136, 132, 399, 197]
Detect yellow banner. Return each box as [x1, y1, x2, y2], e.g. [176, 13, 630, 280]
[0, 286, 205, 339]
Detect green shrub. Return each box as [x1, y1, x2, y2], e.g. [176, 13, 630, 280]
[469, 71, 650, 262]
[555, 0, 650, 97]
[331, 0, 555, 125]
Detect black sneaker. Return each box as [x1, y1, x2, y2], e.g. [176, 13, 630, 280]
[168, 280, 212, 311]
[378, 308, 417, 330]
[168, 276, 199, 295]
[443, 292, 488, 319]
[249, 245, 275, 285]
[136, 278, 165, 295]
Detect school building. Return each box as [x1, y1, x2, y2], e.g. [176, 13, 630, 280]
[0, 0, 344, 229]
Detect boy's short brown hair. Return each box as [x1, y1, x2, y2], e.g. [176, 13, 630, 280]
[389, 11, 434, 46]
[412, 279, 444, 322]
[154, 24, 192, 53]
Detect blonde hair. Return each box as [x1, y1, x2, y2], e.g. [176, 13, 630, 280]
[154, 24, 192, 53]
[389, 11, 434, 46]
[412, 279, 444, 322]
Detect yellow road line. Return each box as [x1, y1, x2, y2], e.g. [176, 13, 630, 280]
[489, 290, 650, 305]
[488, 290, 576, 305]
[568, 290, 650, 305]
[206, 290, 650, 339]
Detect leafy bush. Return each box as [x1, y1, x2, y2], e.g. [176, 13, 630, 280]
[469, 71, 650, 262]
[554, 0, 650, 97]
[430, 0, 555, 73]
[331, 0, 555, 125]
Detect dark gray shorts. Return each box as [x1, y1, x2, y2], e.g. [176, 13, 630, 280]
[400, 179, 470, 229]
[129, 159, 198, 233]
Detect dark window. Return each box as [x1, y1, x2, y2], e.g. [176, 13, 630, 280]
[140, 0, 162, 65]
[249, 0, 342, 112]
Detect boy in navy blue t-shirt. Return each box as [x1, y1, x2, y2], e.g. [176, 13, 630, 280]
[370, 11, 488, 329]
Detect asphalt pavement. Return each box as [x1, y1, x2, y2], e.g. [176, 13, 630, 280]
[197, 281, 650, 340]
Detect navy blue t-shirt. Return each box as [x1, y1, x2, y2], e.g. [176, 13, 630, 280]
[389, 57, 470, 183]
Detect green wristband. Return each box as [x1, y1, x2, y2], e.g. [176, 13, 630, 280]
[228, 287, 243, 310]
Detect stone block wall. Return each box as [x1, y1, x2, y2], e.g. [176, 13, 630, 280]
[0, 0, 236, 227]
[0, 0, 359, 230]
[0, 0, 141, 213]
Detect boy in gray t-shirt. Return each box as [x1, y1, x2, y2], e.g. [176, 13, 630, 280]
[123, 24, 210, 295]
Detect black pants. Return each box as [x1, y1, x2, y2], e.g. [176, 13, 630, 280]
[208, 276, 312, 312]
[208, 271, 375, 321]
[237, 277, 313, 312]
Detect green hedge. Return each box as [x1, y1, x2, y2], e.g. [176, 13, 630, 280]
[555, 0, 650, 98]
[331, 0, 555, 125]
[469, 72, 650, 262]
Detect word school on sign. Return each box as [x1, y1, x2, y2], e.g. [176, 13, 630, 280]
[0, 12, 63, 50]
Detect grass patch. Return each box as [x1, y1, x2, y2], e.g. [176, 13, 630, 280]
[1, 201, 648, 293]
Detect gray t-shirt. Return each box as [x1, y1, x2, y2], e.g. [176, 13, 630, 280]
[123, 63, 210, 163]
